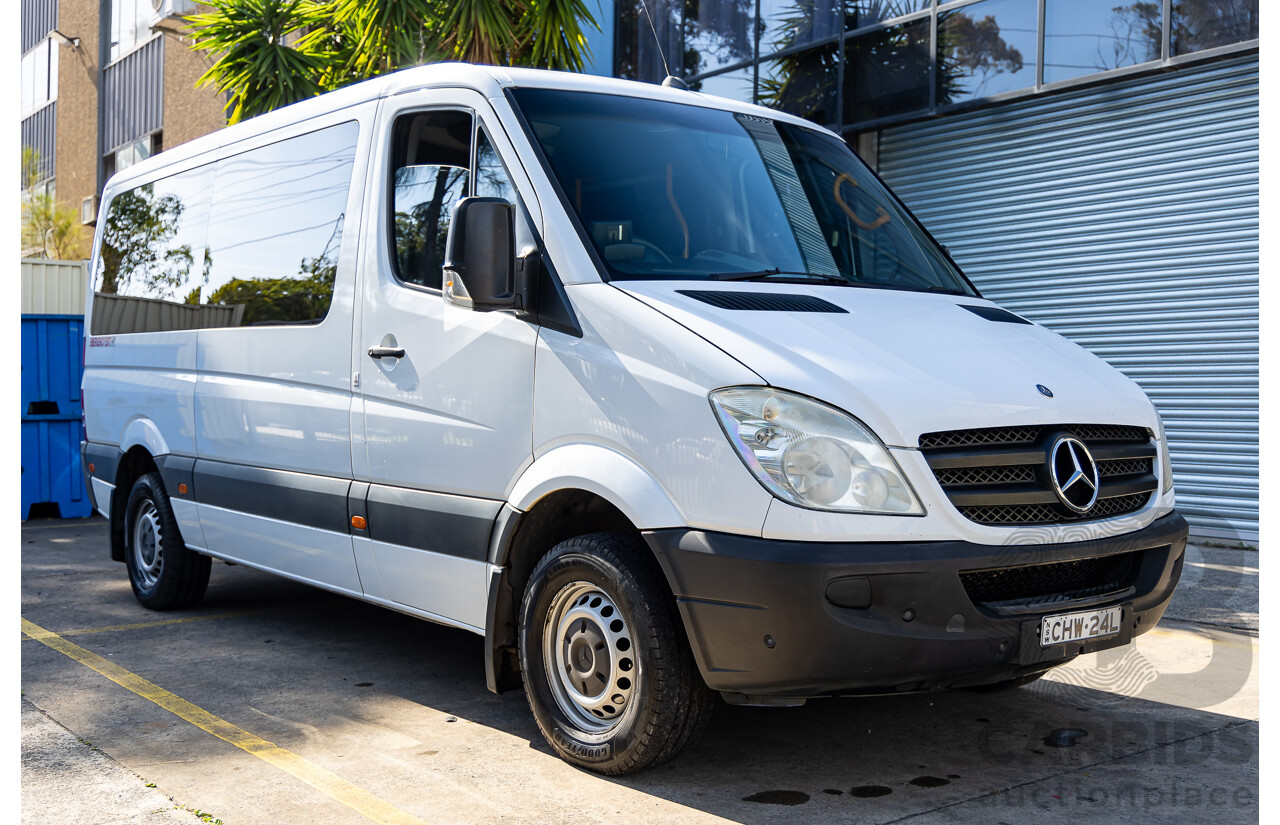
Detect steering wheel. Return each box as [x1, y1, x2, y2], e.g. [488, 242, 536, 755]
[632, 236, 672, 263]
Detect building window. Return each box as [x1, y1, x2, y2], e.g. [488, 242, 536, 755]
[693, 65, 755, 104]
[616, 0, 683, 82]
[110, 0, 157, 63]
[938, 0, 1037, 101]
[1043, 0, 1161, 85]
[844, 18, 932, 124]
[116, 134, 157, 172]
[620, 0, 1260, 135]
[686, 0, 756, 77]
[21, 38, 58, 118]
[760, 42, 839, 124]
[1171, 0, 1259, 55]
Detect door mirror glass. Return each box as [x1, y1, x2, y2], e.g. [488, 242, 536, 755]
[444, 197, 515, 310]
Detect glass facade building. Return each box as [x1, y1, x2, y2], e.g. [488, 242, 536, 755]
[613, 0, 1258, 137]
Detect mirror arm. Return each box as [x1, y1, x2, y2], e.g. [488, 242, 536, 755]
[515, 246, 541, 313]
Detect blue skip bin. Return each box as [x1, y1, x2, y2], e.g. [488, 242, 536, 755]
[21, 418, 93, 520]
[21, 315, 85, 418]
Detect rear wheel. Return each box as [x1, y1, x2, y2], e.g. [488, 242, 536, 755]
[123, 472, 210, 610]
[519, 533, 714, 775]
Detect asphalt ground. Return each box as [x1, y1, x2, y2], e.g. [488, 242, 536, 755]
[19, 516, 1259, 824]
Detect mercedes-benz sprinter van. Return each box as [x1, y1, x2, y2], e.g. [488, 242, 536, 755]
[82, 64, 1187, 775]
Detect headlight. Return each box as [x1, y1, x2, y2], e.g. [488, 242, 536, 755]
[1154, 410, 1175, 497]
[710, 387, 924, 515]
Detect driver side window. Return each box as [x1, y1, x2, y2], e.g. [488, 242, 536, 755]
[391, 110, 472, 290]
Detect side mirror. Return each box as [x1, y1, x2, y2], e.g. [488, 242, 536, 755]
[443, 197, 515, 310]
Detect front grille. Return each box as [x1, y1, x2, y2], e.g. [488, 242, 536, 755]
[1100, 457, 1152, 477]
[920, 424, 1157, 527]
[961, 551, 1141, 606]
[958, 493, 1152, 526]
[934, 465, 1035, 486]
[919, 426, 1040, 450]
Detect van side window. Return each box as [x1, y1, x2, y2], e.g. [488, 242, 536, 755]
[201, 121, 359, 325]
[391, 110, 472, 290]
[93, 164, 215, 334]
[92, 120, 359, 333]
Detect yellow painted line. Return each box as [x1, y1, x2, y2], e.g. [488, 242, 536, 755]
[21, 519, 106, 530]
[21, 618, 428, 825]
[18, 610, 280, 640]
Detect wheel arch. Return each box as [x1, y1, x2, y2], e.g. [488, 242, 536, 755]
[505, 444, 685, 532]
[109, 445, 160, 562]
[484, 483, 678, 695]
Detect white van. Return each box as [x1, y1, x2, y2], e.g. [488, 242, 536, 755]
[82, 64, 1187, 774]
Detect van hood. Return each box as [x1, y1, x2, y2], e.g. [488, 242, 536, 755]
[615, 281, 1157, 448]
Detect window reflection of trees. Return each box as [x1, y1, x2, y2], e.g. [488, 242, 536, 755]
[937, 9, 1025, 100]
[394, 165, 469, 289]
[94, 123, 357, 330]
[202, 215, 343, 326]
[99, 184, 196, 297]
[1171, 0, 1258, 53]
[758, 1, 1027, 123]
[617, 1, 755, 83]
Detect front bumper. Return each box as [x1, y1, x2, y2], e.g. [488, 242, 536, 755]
[644, 511, 1187, 699]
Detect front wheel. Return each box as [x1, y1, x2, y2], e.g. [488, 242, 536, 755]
[519, 533, 714, 775]
[123, 472, 210, 610]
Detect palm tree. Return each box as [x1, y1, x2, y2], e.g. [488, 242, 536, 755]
[188, 0, 599, 124]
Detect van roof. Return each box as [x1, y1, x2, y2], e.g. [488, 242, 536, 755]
[104, 63, 837, 193]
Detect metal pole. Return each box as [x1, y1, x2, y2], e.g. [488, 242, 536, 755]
[753, 0, 761, 104]
[1162, 0, 1172, 61]
[1036, 0, 1046, 88]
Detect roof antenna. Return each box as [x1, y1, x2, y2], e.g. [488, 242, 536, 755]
[636, 0, 688, 90]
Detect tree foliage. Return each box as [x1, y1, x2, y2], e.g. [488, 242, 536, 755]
[21, 146, 87, 260]
[757, 1, 1025, 122]
[22, 192, 86, 259]
[189, 0, 600, 124]
[98, 185, 194, 295]
[205, 252, 337, 325]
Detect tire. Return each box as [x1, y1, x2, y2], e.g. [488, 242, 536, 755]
[123, 472, 211, 610]
[519, 532, 715, 775]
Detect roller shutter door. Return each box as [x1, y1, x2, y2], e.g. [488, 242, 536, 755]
[877, 55, 1258, 542]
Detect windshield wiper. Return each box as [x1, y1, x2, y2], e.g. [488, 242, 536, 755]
[710, 269, 852, 286]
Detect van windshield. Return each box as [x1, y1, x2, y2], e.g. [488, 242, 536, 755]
[510, 88, 975, 296]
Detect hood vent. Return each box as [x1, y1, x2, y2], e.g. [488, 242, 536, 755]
[676, 290, 847, 313]
[959, 304, 1032, 325]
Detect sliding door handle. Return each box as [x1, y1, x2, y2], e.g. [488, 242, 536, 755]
[367, 346, 406, 360]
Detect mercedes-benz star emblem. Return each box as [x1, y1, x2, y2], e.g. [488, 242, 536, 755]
[1049, 435, 1100, 513]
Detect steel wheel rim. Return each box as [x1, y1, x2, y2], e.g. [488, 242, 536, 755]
[542, 581, 639, 733]
[132, 499, 163, 589]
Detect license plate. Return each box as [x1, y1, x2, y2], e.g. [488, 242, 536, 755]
[1040, 606, 1122, 647]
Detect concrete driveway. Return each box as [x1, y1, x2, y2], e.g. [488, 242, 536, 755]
[20, 517, 1258, 824]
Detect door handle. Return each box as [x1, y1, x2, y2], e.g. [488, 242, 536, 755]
[368, 346, 406, 360]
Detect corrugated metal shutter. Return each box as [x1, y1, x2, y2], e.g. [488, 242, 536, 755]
[90, 293, 245, 334]
[21, 258, 87, 315]
[103, 35, 164, 153]
[877, 55, 1258, 543]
